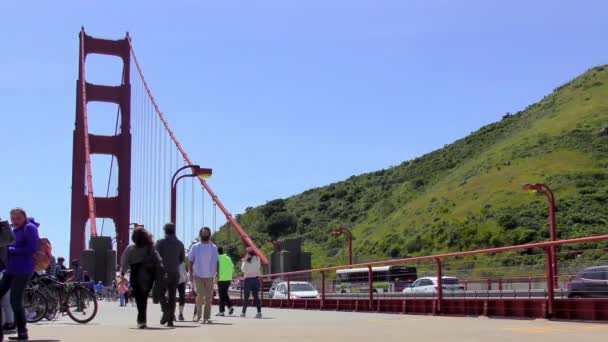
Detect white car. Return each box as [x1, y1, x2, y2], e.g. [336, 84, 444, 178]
[402, 277, 465, 296]
[271, 281, 319, 299]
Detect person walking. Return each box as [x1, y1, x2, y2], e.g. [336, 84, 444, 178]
[0, 208, 40, 341]
[0, 218, 16, 336]
[117, 277, 128, 307]
[121, 228, 163, 329]
[177, 262, 187, 321]
[155, 223, 185, 327]
[188, 227, 218, 324]
[216, 247, 234, 316]
[240, 247, 262, 319]
[54, 257, 67, 282]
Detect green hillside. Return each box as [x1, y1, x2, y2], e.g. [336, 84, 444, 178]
[215, 65, 608, 269]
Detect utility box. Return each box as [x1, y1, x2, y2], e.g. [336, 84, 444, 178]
[269, 238, 312, 281]
[87, 236, 115, 285]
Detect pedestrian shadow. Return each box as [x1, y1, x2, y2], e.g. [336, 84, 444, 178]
[202, 322, 234, 326]
[128, 327, 171, 330]
[43, 322, 101, 326]
[28, 340, 61, 342]
[172, 324, 199, 328]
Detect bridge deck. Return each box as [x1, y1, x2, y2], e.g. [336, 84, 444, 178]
[29, 301, 608, 341]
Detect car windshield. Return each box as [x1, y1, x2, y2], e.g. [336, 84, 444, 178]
[291, 284, 315, 291]
[442, 278, 460, 285]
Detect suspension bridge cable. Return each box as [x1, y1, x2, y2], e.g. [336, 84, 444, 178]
[129, 39, 269, 264]
[79, 30, 98, 236]
[213, 202, 217, 235]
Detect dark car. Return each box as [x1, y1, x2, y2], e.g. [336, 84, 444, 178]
[567, 266, 608, 298]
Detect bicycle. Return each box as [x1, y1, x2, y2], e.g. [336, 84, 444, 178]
[23, 286, 49, 323]
[27, 275, 98, 324]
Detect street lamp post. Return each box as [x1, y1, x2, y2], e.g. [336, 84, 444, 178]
[171, 165, 212, 224]
[332, 227, 353, 265]
[522, 183, 558, 288]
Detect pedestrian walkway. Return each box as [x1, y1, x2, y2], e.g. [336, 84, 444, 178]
[27, 300, 608, 341]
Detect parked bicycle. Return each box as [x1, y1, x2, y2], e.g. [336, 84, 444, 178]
[26, 274, 98, 324]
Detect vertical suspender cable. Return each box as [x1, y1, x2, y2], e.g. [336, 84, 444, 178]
[191, 177, 195, 244]
[182, 171, 186, 243]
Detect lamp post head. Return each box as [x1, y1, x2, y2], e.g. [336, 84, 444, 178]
[521, 183, 544, 193]
[193, 166, 212, 179]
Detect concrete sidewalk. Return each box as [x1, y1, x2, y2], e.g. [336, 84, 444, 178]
[25, 300, 608, 342]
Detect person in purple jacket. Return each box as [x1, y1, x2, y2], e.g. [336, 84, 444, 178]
[0, 208, 40, 341]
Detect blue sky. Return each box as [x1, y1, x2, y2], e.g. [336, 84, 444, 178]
[1, 1, 607, 257]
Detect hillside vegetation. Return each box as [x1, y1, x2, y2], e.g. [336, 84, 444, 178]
[215, 65, 608, 269]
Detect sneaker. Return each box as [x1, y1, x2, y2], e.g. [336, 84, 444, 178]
[137, 323, 147, 329]
[215, 312, 225, 317]
[255, 313, 262, 319]
[178, 314, 184, 321]
[3, 324, 16, 333]
[9, 332, 28, 340]
[228, 307, 234, 316]
[202, 319, 212, 324]
[240, 313, 246, 318]
[167, 321, 175, 328]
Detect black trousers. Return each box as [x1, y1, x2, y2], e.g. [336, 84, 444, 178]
[0, 272, 32, 337]
[177, 282, 186, 307]
[218, 281, 232, 313]
[130, 264, 151, 324]
[242, 277, 261, 314]
[159, 272, 179, 321]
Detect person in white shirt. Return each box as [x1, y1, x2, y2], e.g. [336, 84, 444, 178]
[240, 247, 262, 318]
[188, 227, 218, 323]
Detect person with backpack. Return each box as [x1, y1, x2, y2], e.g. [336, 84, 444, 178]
[0, 218, 16, 336]
[0, 208, 40, 341]
[121, 228, 163, 329]
[155, 223, 185, 327]
[216, 246, 235, 316]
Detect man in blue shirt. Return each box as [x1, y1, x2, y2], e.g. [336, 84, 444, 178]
[188, 227, 218, 324]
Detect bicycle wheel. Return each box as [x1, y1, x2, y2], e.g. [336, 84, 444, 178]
[65, 286, 98, 324]
[24, 288, 48, 323]
[41, 287, 60, 321]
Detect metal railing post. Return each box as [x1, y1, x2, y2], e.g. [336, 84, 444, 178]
[287, 275, 291, 302]
[321, 271, 326, 309]
[368, 265, 373, 311]
[545, 247, 555, 318]
[436, 257, 443, 315]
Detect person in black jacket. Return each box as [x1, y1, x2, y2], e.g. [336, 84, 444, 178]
[121, 228, 162, 329]
[155, 223, 185, 327]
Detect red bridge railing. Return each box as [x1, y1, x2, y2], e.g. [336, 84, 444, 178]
[226, 233, 608, 320]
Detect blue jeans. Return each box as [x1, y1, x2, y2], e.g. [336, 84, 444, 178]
[242, 277, 261, 314]
[0, 272, 32, 336]
[119, 293, 125, 306]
